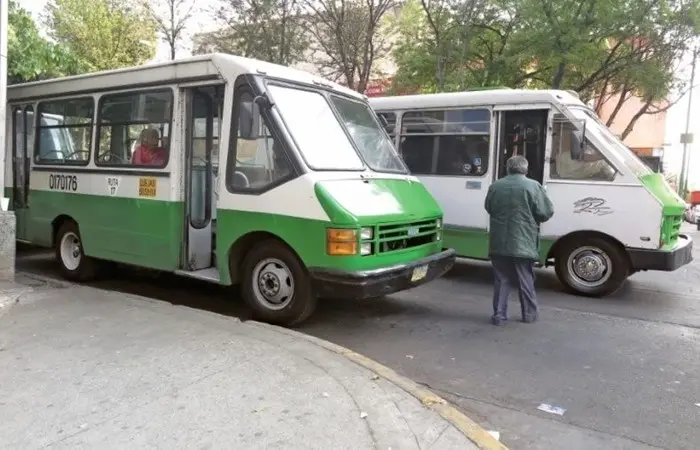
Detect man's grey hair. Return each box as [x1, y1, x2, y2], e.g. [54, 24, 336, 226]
[506, 155, 529, 175]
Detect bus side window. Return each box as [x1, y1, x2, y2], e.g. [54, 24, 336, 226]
[35, 98, 93, 165]
[227, 90, 292, 193]
[399, 109, 491, 176]
[550, 114, 615, 181]
[96, 89, 173, 168]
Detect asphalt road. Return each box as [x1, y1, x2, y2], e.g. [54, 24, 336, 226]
[16, 226, 700, 450]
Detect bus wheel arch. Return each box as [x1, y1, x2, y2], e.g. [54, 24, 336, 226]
[52, 217, 97, 282]
[228, 232, 316, 326]
[549, 231, 631, 297]
[51, 214, 76, 247]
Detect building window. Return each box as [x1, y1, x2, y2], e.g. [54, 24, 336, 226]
[399, 108, 491, 176]
[36, 98, 93, 165]
[227, 90, 293, 193]
[96, 89, 173, 168]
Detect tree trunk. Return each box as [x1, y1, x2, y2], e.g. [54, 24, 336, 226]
[620, 101, 652, 140]
[551, 62, 566, 89]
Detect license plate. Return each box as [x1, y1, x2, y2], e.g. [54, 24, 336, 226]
[411, 265, 428, 282]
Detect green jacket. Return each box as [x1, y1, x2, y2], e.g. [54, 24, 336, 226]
[484, 174, 554, 260]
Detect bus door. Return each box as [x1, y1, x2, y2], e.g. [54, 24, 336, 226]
[493, 105, 550, 184]
[183, 86, 222, 275]
[11, 105, 34, 241]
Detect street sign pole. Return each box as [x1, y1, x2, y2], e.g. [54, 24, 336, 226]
[679, 47, 698, 197]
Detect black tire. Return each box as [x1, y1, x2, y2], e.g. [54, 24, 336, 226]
[554, 236, 630, 297]
[54, 221, 97, 282]
[240, 239, 317, 326]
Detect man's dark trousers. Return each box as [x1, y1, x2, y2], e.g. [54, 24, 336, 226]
[491, 256, 538, 323]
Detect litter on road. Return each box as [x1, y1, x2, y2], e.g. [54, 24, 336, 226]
[487, 431, 500, 441]
[537, 403, 567, 416]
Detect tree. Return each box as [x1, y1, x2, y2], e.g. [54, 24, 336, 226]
[389, 0, 700, 140]
[302, 0, 397, 92]
[390, 0, 533, 93]
[144, 0, 197, 60]
[195, 0, 308, 65]
[45, 0, 158, 71]
[7, 0, 87, 83]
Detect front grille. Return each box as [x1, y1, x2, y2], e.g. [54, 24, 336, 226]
[376, 218, 439, 253]
[662, 214, 682, 246]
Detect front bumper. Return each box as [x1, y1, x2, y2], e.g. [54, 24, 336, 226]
[628, 234, 693, 271]
[309, 249, 456, 299]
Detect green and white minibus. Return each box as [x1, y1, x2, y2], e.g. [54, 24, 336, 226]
[3, 53, 455, 325]
[371, 89, 693, 296]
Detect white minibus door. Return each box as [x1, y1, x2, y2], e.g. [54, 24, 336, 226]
[492, 105, 551, 184]
[182, 87, 217, 278]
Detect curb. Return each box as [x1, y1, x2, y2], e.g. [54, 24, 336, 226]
[248, 321, 507, 450]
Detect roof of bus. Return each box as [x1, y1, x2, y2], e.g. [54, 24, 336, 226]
[8, 53, 364, 102]
[369, 89, 586, 110]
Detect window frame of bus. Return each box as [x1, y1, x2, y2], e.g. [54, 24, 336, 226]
[225, 81, 299, 195]
[398, 107, 492, 177]
[34, 96, 94, 166]
[94, 88, 174, 169]
[376, 111, 397, 138]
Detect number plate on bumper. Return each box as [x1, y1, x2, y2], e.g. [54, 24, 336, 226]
[410, 264, 428, 282]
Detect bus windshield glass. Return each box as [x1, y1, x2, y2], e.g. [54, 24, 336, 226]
[568, 106, 652, 177]
[329, 95, 407, 173]
[267, 84, 364, 170]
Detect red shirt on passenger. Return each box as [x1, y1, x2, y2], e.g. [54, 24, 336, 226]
[132, 145, 166, 166]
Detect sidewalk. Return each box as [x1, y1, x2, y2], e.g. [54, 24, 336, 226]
[0, 279, 505, 450]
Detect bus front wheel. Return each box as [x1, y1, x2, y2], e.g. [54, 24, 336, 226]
[240, 239, 317, 326]
[55, 221, 97, 282]
[554, 237, 630, 297]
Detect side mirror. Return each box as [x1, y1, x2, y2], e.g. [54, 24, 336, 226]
[239, 100, 260, 140]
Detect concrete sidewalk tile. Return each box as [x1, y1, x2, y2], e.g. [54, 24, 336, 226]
[0, 285, 500, 449]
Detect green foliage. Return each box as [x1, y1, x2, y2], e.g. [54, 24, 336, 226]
[45, 0, 158, 71]
[389, 0, 700, 113]
[196, 0, 308, 66]
[8, 0, 87, 83]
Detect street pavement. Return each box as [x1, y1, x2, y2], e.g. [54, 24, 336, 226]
[0, 284, 488, 450]
[15, 224, 700, 449]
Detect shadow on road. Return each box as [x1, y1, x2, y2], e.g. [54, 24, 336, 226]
[16, 244, 680, 328]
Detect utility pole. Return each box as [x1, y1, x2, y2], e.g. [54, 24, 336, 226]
[678, 47, 697, 197]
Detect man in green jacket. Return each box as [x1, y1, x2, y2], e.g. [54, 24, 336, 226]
[484, 155, 554, 325]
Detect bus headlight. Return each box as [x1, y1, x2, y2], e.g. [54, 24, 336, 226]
[360, 227, 373, 240]
[436, 218, 442, 229]
[327, 228, 358, 255]
[361, 242, 372, 255]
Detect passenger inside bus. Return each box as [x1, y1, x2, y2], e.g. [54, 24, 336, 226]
[551, 119, 615, 181]
[132, 128, 167, 166]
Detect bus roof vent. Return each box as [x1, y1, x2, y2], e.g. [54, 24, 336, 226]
[565, 90, 580, 99]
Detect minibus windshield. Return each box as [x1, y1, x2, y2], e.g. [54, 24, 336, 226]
[329, 95, 407, 173]
[267, 84, 364, 171]
[568, 106, 652, 177]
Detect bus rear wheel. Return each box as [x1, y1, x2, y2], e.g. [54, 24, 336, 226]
[554, 236, 630, 297]
[240, 239, 317, 326]
[55, 221, 97, 282]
